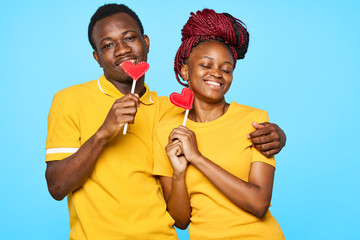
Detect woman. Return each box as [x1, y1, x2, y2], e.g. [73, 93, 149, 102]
[153, 9, 285, 240]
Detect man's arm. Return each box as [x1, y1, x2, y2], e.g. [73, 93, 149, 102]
[247, 122, 286, 158]
[45, 94, 140, 200]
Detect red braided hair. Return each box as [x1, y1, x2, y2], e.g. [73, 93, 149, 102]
[174, 9, 249, 87]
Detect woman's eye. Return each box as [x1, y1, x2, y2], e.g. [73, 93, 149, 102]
[221, 66, 233, 73]
[222, 69, 232, 73]
[200, 64, 211, 68]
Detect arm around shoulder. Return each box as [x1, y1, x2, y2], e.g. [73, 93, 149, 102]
[247, 109, 286, 157]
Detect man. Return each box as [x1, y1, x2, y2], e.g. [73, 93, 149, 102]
[45, 4, 286, 240]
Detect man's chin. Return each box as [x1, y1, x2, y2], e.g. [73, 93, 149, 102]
[105, 73, 133, 83]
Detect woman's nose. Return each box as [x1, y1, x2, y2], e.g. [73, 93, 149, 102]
[210, 69, 222, 78]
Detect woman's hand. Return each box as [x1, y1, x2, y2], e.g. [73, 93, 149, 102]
[165, 139, 188, 175]
[168, 126, 202, 163]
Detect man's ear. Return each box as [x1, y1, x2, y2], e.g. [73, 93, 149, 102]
[180, 64, 189, 81]
[144, 34, 150, 53]
[93, 51, 102, 67]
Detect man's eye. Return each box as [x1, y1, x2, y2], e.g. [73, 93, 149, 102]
[125, 36, 135, 42]
[103, 43, 113, 49]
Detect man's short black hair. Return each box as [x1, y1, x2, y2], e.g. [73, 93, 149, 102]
[88, 4, 144, 51]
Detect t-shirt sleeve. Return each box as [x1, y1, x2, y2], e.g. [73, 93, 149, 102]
[45, 90, 81, 162]
[153, 124, 173, 177]
[250, 110, 276, 168]
[157, 96, 183, 122]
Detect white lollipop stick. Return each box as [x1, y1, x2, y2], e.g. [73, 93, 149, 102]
[182, 109, 189, 126]
[123, 80, 137, 135]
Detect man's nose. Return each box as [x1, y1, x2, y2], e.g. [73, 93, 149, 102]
[115, 41, 131, 56]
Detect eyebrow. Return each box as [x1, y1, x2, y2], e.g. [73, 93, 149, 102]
[99, 30, 138, 45]
[201, 56, 234, 66]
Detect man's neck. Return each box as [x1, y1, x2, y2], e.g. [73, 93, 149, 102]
[107, 77, 146, 97]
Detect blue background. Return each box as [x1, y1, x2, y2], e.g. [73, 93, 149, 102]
[1, 0, 359, 239]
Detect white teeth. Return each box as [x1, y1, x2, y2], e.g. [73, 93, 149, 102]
[205, 81, 221, 87]
[130, 59, 136, 63]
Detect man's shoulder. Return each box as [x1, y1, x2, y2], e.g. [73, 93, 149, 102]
[56, 80, 98, 96]
[148, 91, 169, 103]
[53, 80, 99, 103]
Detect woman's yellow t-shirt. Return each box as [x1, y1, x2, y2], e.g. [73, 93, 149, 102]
[153, 102, 285, 240]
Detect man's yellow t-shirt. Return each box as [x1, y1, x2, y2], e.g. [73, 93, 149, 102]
[46, 76, 179, 240]
[153, 102, 285, 240]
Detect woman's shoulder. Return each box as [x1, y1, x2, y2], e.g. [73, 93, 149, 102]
[231, 102, 268, 114]
[230, 102, 269, 122]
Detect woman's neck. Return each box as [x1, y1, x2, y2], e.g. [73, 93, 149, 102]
[189, 99, 230, 123]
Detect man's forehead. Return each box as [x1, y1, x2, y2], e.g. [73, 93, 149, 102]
[94, 12, 141, 33]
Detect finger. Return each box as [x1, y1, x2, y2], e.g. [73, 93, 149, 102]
[166, 139, 181, 149]
[248, 126, 274, 139]
[252, 121, 268, 129]
[131, 93, 141, 107]
[251, 132, 280, 145]
[113, 107, 138, 124]
[166, 141, 183, 156]
[260, 149, 279, 158]
[168, 127, 188, 142]
[113, 100, 138, 110]
[168, 128, 180, 142]
[166, 143, 179, 153]
[116, 115, 135, 125]
[178, 125, 196, 138]
[116, 93, 137, 102]
[116, 94, 140, 107]
[175, 144, 184, 156]
[114, 106, 138, 117]
[178, 125, 190, 131]
[253, 141, 281, 152]
[171, 131, 190, 144]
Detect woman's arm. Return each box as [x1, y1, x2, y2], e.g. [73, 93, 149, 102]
[170, 126, 275, 218]
[190, 156, 274, 218]
[159, 139, 191, 229]
[159, 176, 191, 229]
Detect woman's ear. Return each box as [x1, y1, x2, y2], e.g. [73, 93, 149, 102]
[180, 64, 189, 81]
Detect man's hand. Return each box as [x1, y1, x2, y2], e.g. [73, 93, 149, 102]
[98, 93, 140, 139]
[46, 93, 141, 200]
[247, 122, 286, 158]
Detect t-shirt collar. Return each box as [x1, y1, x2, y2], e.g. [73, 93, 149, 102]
[97, 75, 154, 104]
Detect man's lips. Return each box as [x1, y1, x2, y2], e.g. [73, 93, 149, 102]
[115, 58, 137, 66]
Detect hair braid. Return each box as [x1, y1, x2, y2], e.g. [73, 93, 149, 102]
[174, 9, 249, 86]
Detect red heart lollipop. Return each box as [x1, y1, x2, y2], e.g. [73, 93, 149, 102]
[120, 61, 149, 81]
[170, 88, 194, 110]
